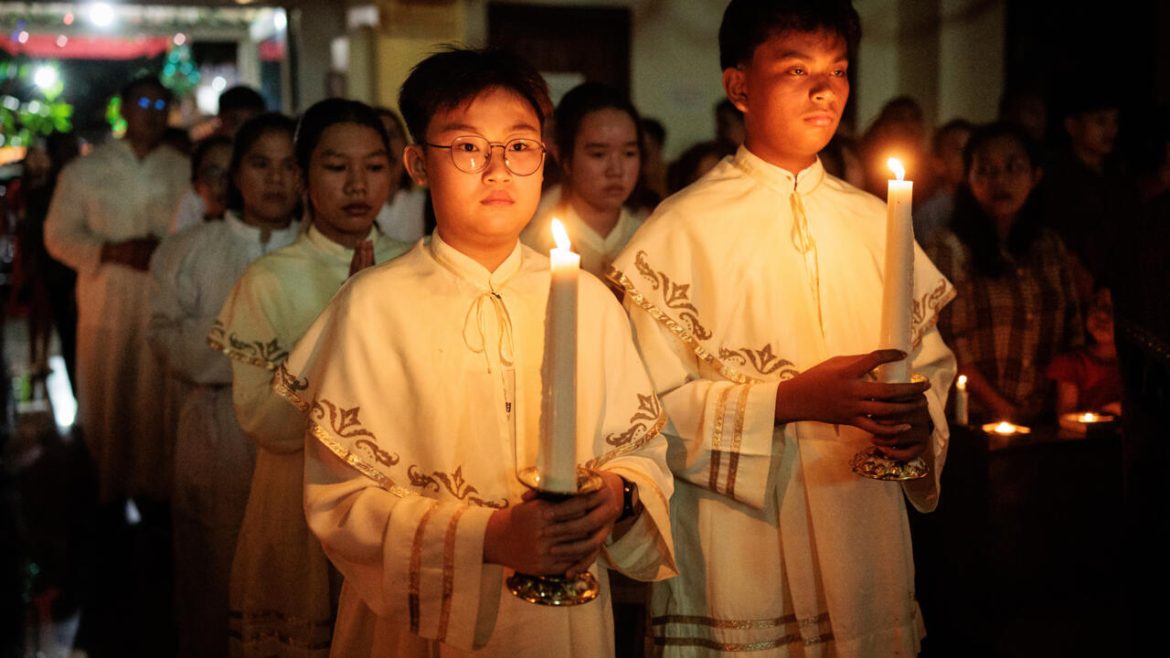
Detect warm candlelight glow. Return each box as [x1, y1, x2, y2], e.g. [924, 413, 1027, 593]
[551, 218, 571, 251]
[982, 421, 1031, 436]
[956, 374, 967, 390]
[1077, 412, 1101, 423]
[887, 157, 905, 181]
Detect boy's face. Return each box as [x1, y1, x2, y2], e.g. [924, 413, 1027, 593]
[405, 87, 543, 260]
[723, 29, 849, 173]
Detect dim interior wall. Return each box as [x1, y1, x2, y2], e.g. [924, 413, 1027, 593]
[293, 2, 346, 110]
[937, 0, 1004, 125]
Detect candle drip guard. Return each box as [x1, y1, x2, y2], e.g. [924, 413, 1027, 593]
[506, 466, 603, 606]
[850, 373, 931, 481]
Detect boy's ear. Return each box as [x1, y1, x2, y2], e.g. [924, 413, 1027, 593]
[404, 145, 428, 186]
[722, 67, 749, 114]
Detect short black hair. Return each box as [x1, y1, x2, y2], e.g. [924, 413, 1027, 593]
[641, 118, 666, 147]
[227, 113, 296, 212]
[218, 85, 266, 115]
[932, 118, 974, 156]
[398, 46, 551, 144]
[554, 82, 641, 163]
[120, 76, 171, 104]
[719, 0, 861, 70]
[294, 98, 390, 175]
[190, 134, 232, 184]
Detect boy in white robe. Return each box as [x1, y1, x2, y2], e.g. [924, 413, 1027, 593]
[609, 2, 956, 656]
[284, 48, 677, 657]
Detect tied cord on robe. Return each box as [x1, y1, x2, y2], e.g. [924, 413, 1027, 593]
[463, 288, 516, 374]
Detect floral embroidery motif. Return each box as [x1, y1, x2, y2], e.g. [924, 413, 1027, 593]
[718, 344, 799, 380]
[311, 399, 398, 467]
[634, 251, 712, 340]
[273, 364, 310, 412]
[209, 321, 289, 371]
[605, 392, 663, 446]
[912, 279, 951, 328]
[407, 465, 508, 509]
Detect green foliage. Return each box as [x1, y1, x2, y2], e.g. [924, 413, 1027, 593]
[0, 58, 74, 146]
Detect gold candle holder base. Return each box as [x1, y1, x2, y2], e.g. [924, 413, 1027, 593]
[505, 466, 603, 606]
[851, 372, 930, 481]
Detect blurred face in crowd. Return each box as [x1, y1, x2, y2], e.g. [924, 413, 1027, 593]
[405, 87, 544, 266]
[564, 108, 640, 217]
[967, 134, 1041, 227]
[1066, 108, 1119, 161]
[235, 131, 298, 226]
[122, 85, 171, 149]
[307, 122, 393, 246]
[934, 126, 972, 191]
[195, 141, 233, 220]
[724, 29, 850, 173]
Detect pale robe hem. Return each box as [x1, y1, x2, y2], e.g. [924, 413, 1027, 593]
[612, 148, 956, 657]
[287, 234, 676, 656]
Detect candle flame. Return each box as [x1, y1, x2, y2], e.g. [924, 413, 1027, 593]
[994, 421, 1016, 434]
[887, 157, 905, 181]
[1078, 412, 1101, 423]
[550, 218, 571, 251]
[957, 374, 967, 389]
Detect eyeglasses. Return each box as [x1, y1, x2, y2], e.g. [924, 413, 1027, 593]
[135, 96, 169, 113]
[424, 136, 545, 176]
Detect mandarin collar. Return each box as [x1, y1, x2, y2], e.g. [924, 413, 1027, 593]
[429, 230, 523, 292]
[306, 223, 379, 262]
[733, 146, 825, 196]
[224, 211, 299, 246]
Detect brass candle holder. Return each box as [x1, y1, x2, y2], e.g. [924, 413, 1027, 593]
[506, 466, 603, 606]
[850, 373, 930, 481]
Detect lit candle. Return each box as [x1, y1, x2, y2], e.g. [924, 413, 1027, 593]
[877, 157, 914, 383]
[954, 374, 969, 426]
[1077, 412, 1101, 424]
[539, 219, 579, 493]
[981, 421, 1031, 436]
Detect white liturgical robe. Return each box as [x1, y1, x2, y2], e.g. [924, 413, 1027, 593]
[149, 212, 300, 658]
[284, 234, 677, 657]
[44, 139, 189, 502]
[522, 202, 642, 279]
[609, 148, 957, 657]
[212, 225, 409, 657]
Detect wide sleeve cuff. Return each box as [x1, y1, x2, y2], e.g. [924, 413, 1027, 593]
[703, 378, 780, 511]
[598, 468, 677, 582]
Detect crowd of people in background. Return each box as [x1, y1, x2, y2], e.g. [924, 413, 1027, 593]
[1, 26, 1167, 657]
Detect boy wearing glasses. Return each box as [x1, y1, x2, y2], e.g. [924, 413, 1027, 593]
[284, 48, 676, 656]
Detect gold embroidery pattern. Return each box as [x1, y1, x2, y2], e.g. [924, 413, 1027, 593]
[633, 250, 713, 340]
[725, 385, 751, 500]
[709, 386, 731, 493]
[607, 267, 756, 385]
[407, 465, 508, 509]
[408, 502, 439, 635]
[309, 399, 404, 468]
[719, 344, 799, 380]
[605, 393, 663, 446]
[309, 424, 414, 498]
[652, 612, 833, 651]
[586, 410, 668, 469]
[437, 506, 469, 641]
[911, 278, 956, 347]
[272, 364, 310, 413]
[208, 326, 289, 371]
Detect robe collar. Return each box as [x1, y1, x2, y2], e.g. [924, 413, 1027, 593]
[224, 210, 299, 246]
[429, 231, 524, 293]
[305, 223, 378, 263]
[732, 146, 825, 196]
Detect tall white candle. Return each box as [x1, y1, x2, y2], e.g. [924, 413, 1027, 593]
[877, 157, 914, 383]
[539, 219, 579, 493]
[955, 374, 969, 426]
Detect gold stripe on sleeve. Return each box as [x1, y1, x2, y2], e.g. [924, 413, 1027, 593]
[408, 502, 439, 635]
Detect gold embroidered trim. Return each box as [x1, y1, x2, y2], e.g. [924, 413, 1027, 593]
[586, 411, 668, 469]
[272, 363, 310, 413]
[911, 279, 956, 348]
[208, 323, 288, 371]
[652, 612, 833, 650]
[632, 250, 712, 340]
[606, 267, 757, 386]
[227, 629, 332, 651]
[309, 423, 414, 498]
[227, 609, 335, 627]
[725, 385, 751, 500]
[408, 502, 439, 635]
[652, 611, 828, 629]
[719, 344, 799, 380]
[605, 392, 663, 446]
[709, 386, 731, 492]
[408, 465, 509, 509]
[653, 633, 833, 651]
[437, 506, 468, 642]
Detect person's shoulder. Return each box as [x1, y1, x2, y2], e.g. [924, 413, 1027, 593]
[818, 171, 887, 217]
[373, 232, 413, 261]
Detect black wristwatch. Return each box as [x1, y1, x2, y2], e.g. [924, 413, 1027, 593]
[618, 476, 643, 522]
